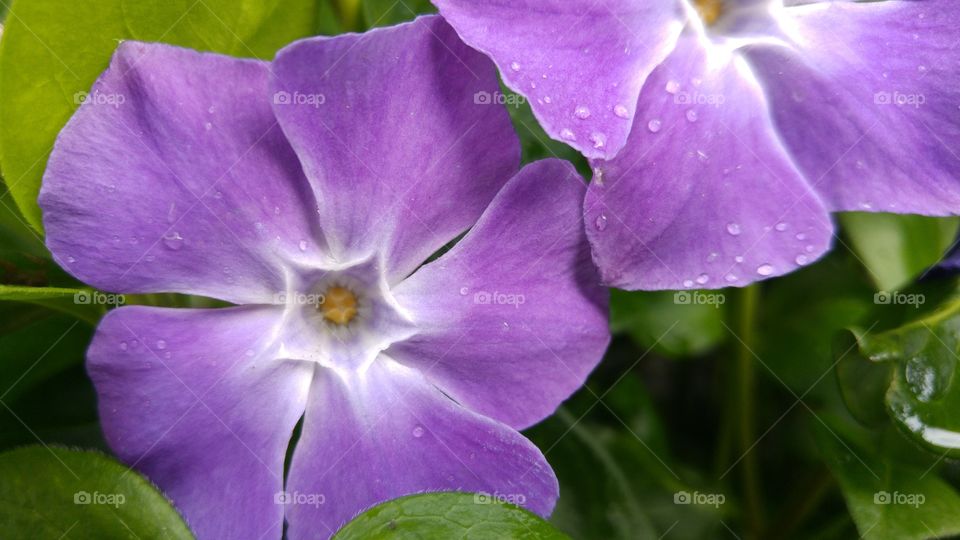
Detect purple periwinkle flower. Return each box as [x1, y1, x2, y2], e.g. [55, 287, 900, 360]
[39, 17, 609, 539]
[434, 0, 960, 290]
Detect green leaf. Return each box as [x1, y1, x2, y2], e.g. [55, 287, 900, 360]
[838, 297, 960, 457]
[840, 212, 959, 292]
[0, 312, 91, 404]
[815, 419, 960, 540]
[0, 0, 321, 232]
[361, 0, 434, 28]
[610, 289, 726, 358]
[0, 284, 106, 324]
[0, 446, 194, 538]
[333, 492, 569, 539]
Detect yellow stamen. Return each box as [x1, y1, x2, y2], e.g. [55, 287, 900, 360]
[320, 286, 358, 325]
[694, 0, 723, 26]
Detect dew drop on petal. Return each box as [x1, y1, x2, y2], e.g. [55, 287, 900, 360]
[735, 255, 744, 263]
[413, 425, 425, 438]
[119, 341, 128, 351]
[156, 340, 167, 350]
[589, 132, 607, 149]
[706, 252, 719, 263]
[795, 232, 806, 241]
[726, 222, 741, 236]
[756, 264, 774, 276]
[510, 61, 521, 72]
[162, 231, 184, 250]
[805, 245, 816, 253]
[594, 213, 608, 231]
[683, 279, 694, 288]
[696, 273, 710, 285]
[665, 80, 680, 94]
[298, 240, 308, 251]
[725, 273, 738, 283]
[544, 96, 552, 104]
[647, 119, 662, 133]
[560, 128, 576, 141]
[685, 110, 698, 122]
[774, 222, 788, 232]
[795, 254, 809, 265]
[574, 105, 591, 119]
[614, 104, 630, 118]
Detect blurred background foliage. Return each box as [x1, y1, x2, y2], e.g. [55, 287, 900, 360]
[2, 1, 960, 539]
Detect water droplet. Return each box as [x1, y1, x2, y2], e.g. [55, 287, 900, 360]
[735, 255, 744, 263]
[756, 264, 774, 276]
[594, 213, 608, 231]
[208, 106, 215, 114]
[162, 231, 184, 250]
[413, 425, 425, 438]
[574, 105, 591, 119]
[725, 273, 738, 283]
[682, 279, 694, 288]
[543, 96, 552, 104]
[119, 341, 128, 351]
[905, 355, 947, 402]
[685, 110, 698, 122]
[560, 128, 576, 141]
[613, 104, 630, 118]
[665, 80, 680, 94]
[298, 240, 308, 251]
[204, 122, 212, 131]
[774, 222, 788, 232]
[805, 245, 816, 253]
[795, 254, 809, 265]
[696, 273, 710, 285]
[162, 351, 172, 359]
[156, 340, 167, 350]
[647, 119, 662, 133]
[795, 233, 807, 241]
[706, 252, 719, 263]
[726, 223, 741, 236]
[66, 255, 76, 264]
[589, 132, 607, 149]
[696, 149, 708, 161]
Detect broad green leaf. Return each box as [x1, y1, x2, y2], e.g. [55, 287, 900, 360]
[0, 446, 194, 538]
[611, 289, 726, 358]
[0, 284, 107, 324]
[0, 312, 91, 403]
[362, 0, 434, 28]
[0, 0, 321, 232]
[333, 492, 569, 539]
[840, 212, 959, 292]
[815, 420, 960, 540]
[837, 297, 960, 457]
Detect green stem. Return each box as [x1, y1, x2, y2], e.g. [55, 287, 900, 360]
[736, 285, 763, 537]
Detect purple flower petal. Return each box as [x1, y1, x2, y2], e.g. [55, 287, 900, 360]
[433, 0, 685, 159]
[390, 159, 609, 429]
[270, 16, 519, 283]
[584, 32, 834, 290]
[87, 305, 312, 540]
[284, 357, 558, 538]
[744, 0, 960, 214]
[40, 42, 323, 304]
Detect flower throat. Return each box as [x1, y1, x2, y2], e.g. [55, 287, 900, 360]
[694, 0, 723, 26]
